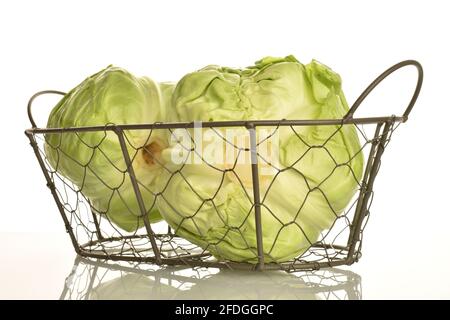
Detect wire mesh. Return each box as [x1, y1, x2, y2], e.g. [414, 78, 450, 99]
[25, 60, 423, 272]
[25, 117, 394, 271]
[61, 256, 362, 300]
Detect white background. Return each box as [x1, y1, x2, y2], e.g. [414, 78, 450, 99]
[1, 0, 449, 299]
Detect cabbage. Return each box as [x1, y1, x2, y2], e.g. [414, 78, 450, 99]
[157, 55, 363, 263]
[45, 66, 174, 231]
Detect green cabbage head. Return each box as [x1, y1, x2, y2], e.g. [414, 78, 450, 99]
[157, 55, 364, 263]
[45, 66, 174, 232]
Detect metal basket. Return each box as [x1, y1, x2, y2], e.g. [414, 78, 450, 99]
[25, 60, 423, 272]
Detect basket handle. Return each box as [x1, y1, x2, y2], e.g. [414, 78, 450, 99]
[27, 90, 66, 128]
[344, 60, 423, 122]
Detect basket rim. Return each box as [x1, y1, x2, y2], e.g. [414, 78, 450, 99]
[25, 115, 404, 135]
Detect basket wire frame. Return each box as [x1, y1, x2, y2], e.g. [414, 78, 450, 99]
[25, 60, 423, 272]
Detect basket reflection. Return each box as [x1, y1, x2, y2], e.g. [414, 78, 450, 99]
[61, 256, 362, 300]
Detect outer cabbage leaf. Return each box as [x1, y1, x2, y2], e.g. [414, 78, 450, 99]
[45, 66, 174, 232]
[157, 56, 363, 263]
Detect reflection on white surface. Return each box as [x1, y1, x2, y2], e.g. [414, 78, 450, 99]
[61, 256, 362, 300]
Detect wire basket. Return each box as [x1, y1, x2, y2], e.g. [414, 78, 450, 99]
[25, 60, 423, 272]
[61, 256, 362, 300]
